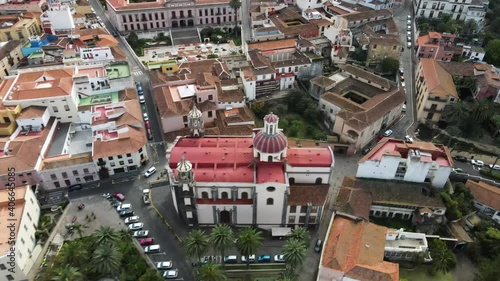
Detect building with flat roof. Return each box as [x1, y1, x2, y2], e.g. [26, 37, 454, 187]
[167, 113, 334, 228]
[317, 213, 399, 281]
[385, 228, 432, 262]
[0, 185, 41, 281]
[357, 138, 453, 188]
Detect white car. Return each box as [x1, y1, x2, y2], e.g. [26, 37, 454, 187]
[241, 254, 256, 263]
[274, 255, 285, 263]
[407, 25, 411, 31]
[156, 261, 173, 269]
[399, 67, 404, 75]
[139, 95, 145, 104]
[405, 135, 414, 143]
[383, 129, 393, 137]
[407, 42, 412, 48]
[163, 269, 178, 279]
[128, 223, 144, 231]
[143, 113, 149, 121]
[144, 166, 157, 178]
[401, 81, 406, 88]
[407, 36, 411, 42]
[471, 159, 484, 167]
[407, 15, 411, 20]
[488, 164, 500, 170]
[402, 104, 407, 112]
[132, 230, 149, 238]
[124, 216, 139, 224]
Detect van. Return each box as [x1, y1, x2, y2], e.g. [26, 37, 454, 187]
[116, 203, 131, 212]
[224, 255, 238, 264]
[314, 239, 323, 253]
[144, 244, 160, 253]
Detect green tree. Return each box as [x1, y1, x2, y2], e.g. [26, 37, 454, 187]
[277, 271, 297, 281]
[196, 262, 227, 281]
[127, 31, 140, 49]
[92, 243, 122, 276]
[429, 239, 457, 274]
[485, 39, 500, 66]
[138, 268, 163, 281]
[462, 19, 478, 37]
[229, 0, 241, 35]
[51, 265, 84, 281]
[475, 256, 500, 281]
[57, 240, 88, 268]
[288, 227, 309, 247]
[210, 225, 234, 266]
[445, 125, 462, 148]
[68, 223, 88, 239]
[470, 99, 495, 123]
[381, 57, 399, 74]
[93, 225, 119, 246]
[443, 100, 470, 124]
[236, 228, 263, 268]
[283, 239, 307, 273]
[183, 230, 210, 264]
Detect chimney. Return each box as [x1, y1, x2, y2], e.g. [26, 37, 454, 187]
[43, 76, 47, 81]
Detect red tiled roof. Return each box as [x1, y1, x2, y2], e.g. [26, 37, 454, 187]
[253, 130, 288, 154]
[286, 148, 333, 167]
[466, 180, 500, 210]
[288, 184, 329, 206]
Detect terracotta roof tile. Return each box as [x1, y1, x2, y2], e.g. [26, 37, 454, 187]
[342, 9, 393, 22]
[247, 39, 297, 52]
[419, 59, 458, 98]
[288, 184, 330, 206]
[466, 180, 500, 210]
[340, 64, 391, 89]
[40, 153, 93, 170]
[437, 61, 475, 76]
[17, 106, 46, 120]
[335, 186, 372, 219]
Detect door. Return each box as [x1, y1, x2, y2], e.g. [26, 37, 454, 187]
[220, 210, 231, 224]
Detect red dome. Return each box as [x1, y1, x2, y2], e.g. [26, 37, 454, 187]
[253, 131, 288, 154]
[264, 113, 279, 123]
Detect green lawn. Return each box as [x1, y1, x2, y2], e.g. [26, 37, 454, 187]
[400, 266, 452, 281]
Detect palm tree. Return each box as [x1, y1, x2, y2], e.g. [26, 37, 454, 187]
[93, 225, 120, 246]
[229, 0, 241, 35]
[445, 125, 462, 148]
[68, 223, 88, 239]
[210, 225, 234, 266]
[430, 239, 456, 274]
[91, 243, 122, 276]
[277, 271, 297, 281]
[183, 230, 210, 265]
[235, 227, 263, 268]
[51, 265, 84, 281]
[288, 227, 309, 247]
[196, 262, 227, 281]
[443, 101, 470, 124]
[283, 239, 307, 273]
[470, 99, 495, 123]
[57, 240, 88, 268]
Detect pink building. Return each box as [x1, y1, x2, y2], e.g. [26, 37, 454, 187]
[106, 0, 240, 32]
[416, 32, 457, 61]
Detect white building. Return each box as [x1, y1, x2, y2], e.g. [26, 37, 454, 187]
[357, 138, 453, 188]
[323, 16, 354, 65]
[38, 154, 98, 191]
[296, 0, 327, 12]
[40, 0, 75, 32]
[340, 0, 396, 10]
[0, 185, 41, 281]
[466, 180, 500, 224]
[91, 101, 149, 177]
[167, 112, 334, 229]
[414, 0, 487, 28]
[385, 228, 432, 262]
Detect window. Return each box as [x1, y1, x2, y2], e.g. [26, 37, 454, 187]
[288, 216, 296, 223]
[51, 174, 57, 180]
[311, 206, 319, 213]
[310, 216, 317, 223]
[27, 212, 32, 221]
[183, 116, 188, 122]
[76, 178, 81, 183]
[208, 111, 213, 118]
[300, 206, 308, 213]
[73, 170, 78, 176]
[0, 264, 6, 270]
[110, 162, 116, 167]
[21, 238, 25, 244]
[62, 172, 68, 178]
[119, 161, 124, 165]
[241, 192, 248, 199]
[83, 168, 89, 174]
[373, 44, 377, 49]
[299, 216, 306, 223]
[126, 153, 132, 157]
[108, 156, 114, 160]
[6, 275, 14, 281]
[221, 192, 228, 199]
[266, 186, 276, 192]
[128, 159, 133, 164]
[290, 206, 297, 213]
[201, 192, 209, 198]
[54, 181, 60, 188]
[52, 106, 59, 113]
[64, 105, 70, 111]
[267, 198, 274, 205]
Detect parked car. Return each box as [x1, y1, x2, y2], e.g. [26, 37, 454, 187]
[223, 255, 238, 264]
[144, 166, 157, 178]
[407, 36, 411, 42]
[407, 19, 411, 25]
[144, 244, 160, 253]
[402, 104, 407, 112]
[139, 95, 145, 104]
[471, 159, 485, 167]
[407, 15, 411, 20]
[136, 82, 143, 92]
[124, 216, 139, 224]
[314, 239, 323, 253]
[112, 31, 119, 37]
[400, 75, 405, 82]
[156, 261, 173, 269]
[452, 168, 464, 173]
[405, 135, 414, 143]
[112, 200, 122, 208]
[163, 269, 178, 279]
[257, 255, 271, 263]
[453, 155, 468, 162]
[102, 193, 112, 200]
[399, 67, 404, 75]
[407, 31, 411, 37]
[383, 129, 393, 137]
[132, 230, 149, 238]
[116, 203, 131, 212]
[401, 81, 406, 88]
[407, 42, 412, 48]
[119, 209, 135, 217]
[361, 147, 371, 155]
[113, 192, 125, 201]
[273, 255, 285, 263]
[128, 223, 144, 231]
[143, 113, 149, 121]
[241, 255, 256, 263]
[407, 25, 411, 31]
[488, 164, 500, 171]
[146, 127, 153, 140]
[139, 238, 155, 246]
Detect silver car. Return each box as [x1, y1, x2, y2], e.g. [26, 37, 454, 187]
[128, 223, 144, 231]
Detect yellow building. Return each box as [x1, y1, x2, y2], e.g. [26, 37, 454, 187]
[0, 15, 41, 42]
[0, 40, 23, 80]
[366, 35, 401, 66]
[415, 59, 459, 123]
[0, 100, 21, 136]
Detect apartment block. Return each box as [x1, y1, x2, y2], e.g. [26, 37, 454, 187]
[416, 32, 457, 61]
[414, 0, 487, 28]
[0, 15, 41, 42]
[0, 41, 23, 81]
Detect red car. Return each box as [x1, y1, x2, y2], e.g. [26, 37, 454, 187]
[140, 238, 154, 246]
[113, 192, 125, 201]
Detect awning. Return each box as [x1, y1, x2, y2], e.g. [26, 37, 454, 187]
[271, 227, 292, 237]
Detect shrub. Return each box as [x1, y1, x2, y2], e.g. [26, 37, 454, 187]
[479, 169, 500, 180]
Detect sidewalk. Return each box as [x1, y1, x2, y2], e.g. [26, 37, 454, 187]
[451, 151, 499, 164]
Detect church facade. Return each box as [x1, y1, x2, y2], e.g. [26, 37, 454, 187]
[166, 108, 335, 229]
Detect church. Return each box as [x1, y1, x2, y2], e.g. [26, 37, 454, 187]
[166, 105, 335, 229]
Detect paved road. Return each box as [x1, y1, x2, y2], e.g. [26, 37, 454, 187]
[69, 175, 191, 281]
[240, 0, 252, 47]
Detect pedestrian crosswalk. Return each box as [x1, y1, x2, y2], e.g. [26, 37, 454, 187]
[132, 70, 143, 76]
